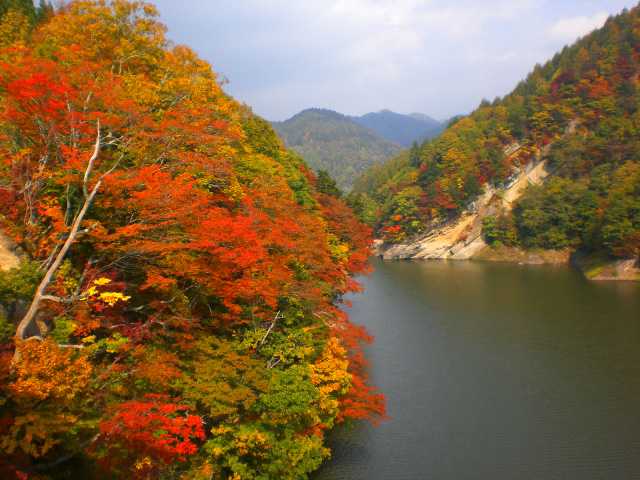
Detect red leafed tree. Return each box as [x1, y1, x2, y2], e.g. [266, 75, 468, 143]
[97, 394, 205, 476]
[0, 2, 385, 476]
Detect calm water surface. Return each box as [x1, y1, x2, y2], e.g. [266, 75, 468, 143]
[315, 259, 640, 480]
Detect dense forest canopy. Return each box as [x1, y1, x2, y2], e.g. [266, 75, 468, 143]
[272, 108, 402, 191]
[0, 1, 384, 478]
[351, 4, 640, 261]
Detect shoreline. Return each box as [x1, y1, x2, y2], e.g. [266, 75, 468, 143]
[374, 243, 640, 282]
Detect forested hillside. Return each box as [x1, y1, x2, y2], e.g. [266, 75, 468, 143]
[351, 109, 444, 147]
[0, 2, 384, 478]
[351, 5, 640, 264]
[272, 108, 401, 191]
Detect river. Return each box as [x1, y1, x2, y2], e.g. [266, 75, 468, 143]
[315, 259, 640, 480]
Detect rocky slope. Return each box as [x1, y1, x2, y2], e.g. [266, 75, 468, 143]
[0, 231, 20, 271]
[379, 143, 550, 260]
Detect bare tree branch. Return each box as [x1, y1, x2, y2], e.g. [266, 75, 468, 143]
[14, 123, 107, 349]
[259, 310, 282, 347]
[83, 119, 101, 199]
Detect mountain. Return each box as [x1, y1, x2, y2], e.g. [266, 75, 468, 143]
[272, 108, 402, 190]
[351, 5, 640, 275]
[350, 109, 444, 147]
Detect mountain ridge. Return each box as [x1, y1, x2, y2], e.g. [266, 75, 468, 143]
[272, 108, 402, 190]
[350, 109, 444, 147]
[272, 108, 444, 190]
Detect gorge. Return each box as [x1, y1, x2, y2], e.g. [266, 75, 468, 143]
[0, 1, 638, 479]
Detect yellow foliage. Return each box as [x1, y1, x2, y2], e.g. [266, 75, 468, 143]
[310, 337, 352, 419]
[83, 277, 131, 306]
[97, 291, 131, 306]
[234, 430, 268, 456]
[0, 10, 30, 49]
[327, 233, 350, 262]
[135, 456, 153, 471]
[224, 175, 245, 201]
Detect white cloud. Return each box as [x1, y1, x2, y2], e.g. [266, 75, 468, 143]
[548, 12, 609, 40]
[153, 0, 634, 120]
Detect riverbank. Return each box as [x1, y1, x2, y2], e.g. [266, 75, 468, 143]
[476, 246, 640, 280]
[473, 245, 570, 265]
[572, 252, 640, 281]
[376, 240, 639, 282]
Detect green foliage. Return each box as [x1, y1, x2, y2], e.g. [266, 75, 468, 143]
[346, 191, 379, 226]
[315, 169, 342, 198]
[0, 260, 40, 306]
[0, 308, 13, 343]
[273, 109, 401, 191]
[482, 214, 518, 247]
[0, 0, 52, 24]
[511, 162, 640, 256]
[49, 316, 75, 344]
[514, 178, 598, 249]
[178, 335, 335, 479]
[239, 108, 317, 208]
[204, 422, 327, 480]
[0, 0, 36, 20]
[242, 111, 283, 160]
[600, 162, 640, 256]
[254, 365, 320, 428]
[409, 141, 421, 167]
[180, 336, 269, 420]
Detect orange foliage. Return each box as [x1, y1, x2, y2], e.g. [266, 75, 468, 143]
[9, 340, 92, 403]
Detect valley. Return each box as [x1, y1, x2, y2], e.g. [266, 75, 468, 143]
[0, 1, 638, 479]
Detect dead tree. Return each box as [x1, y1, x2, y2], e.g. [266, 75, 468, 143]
[15, 122, 108, 342]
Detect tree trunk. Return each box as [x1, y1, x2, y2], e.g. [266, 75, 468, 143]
[14, 124, 101, 343]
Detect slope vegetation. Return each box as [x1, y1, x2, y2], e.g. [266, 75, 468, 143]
[273, 108, 401, 190]
[0, 3, 383, 478]
[353, 5, 640, 272]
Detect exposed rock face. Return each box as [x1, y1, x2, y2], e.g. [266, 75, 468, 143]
[0, 231, 20, 271]
[380, 152, 550, 261]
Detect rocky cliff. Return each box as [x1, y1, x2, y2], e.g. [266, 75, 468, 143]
[378, 144, 550, 261]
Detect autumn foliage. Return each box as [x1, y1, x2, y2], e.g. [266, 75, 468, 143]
[352, 5, 640, 257]
[97, 395, 205, 477]
[0, 2, 384, 479]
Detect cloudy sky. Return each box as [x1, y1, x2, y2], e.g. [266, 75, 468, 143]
[152, 0, 637, 121]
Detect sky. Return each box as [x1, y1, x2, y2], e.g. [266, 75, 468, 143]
[151, 0, 638, 121]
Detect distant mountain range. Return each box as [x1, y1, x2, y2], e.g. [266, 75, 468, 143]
[350, 109, 444, 147]
[272, 108, 444, 190]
